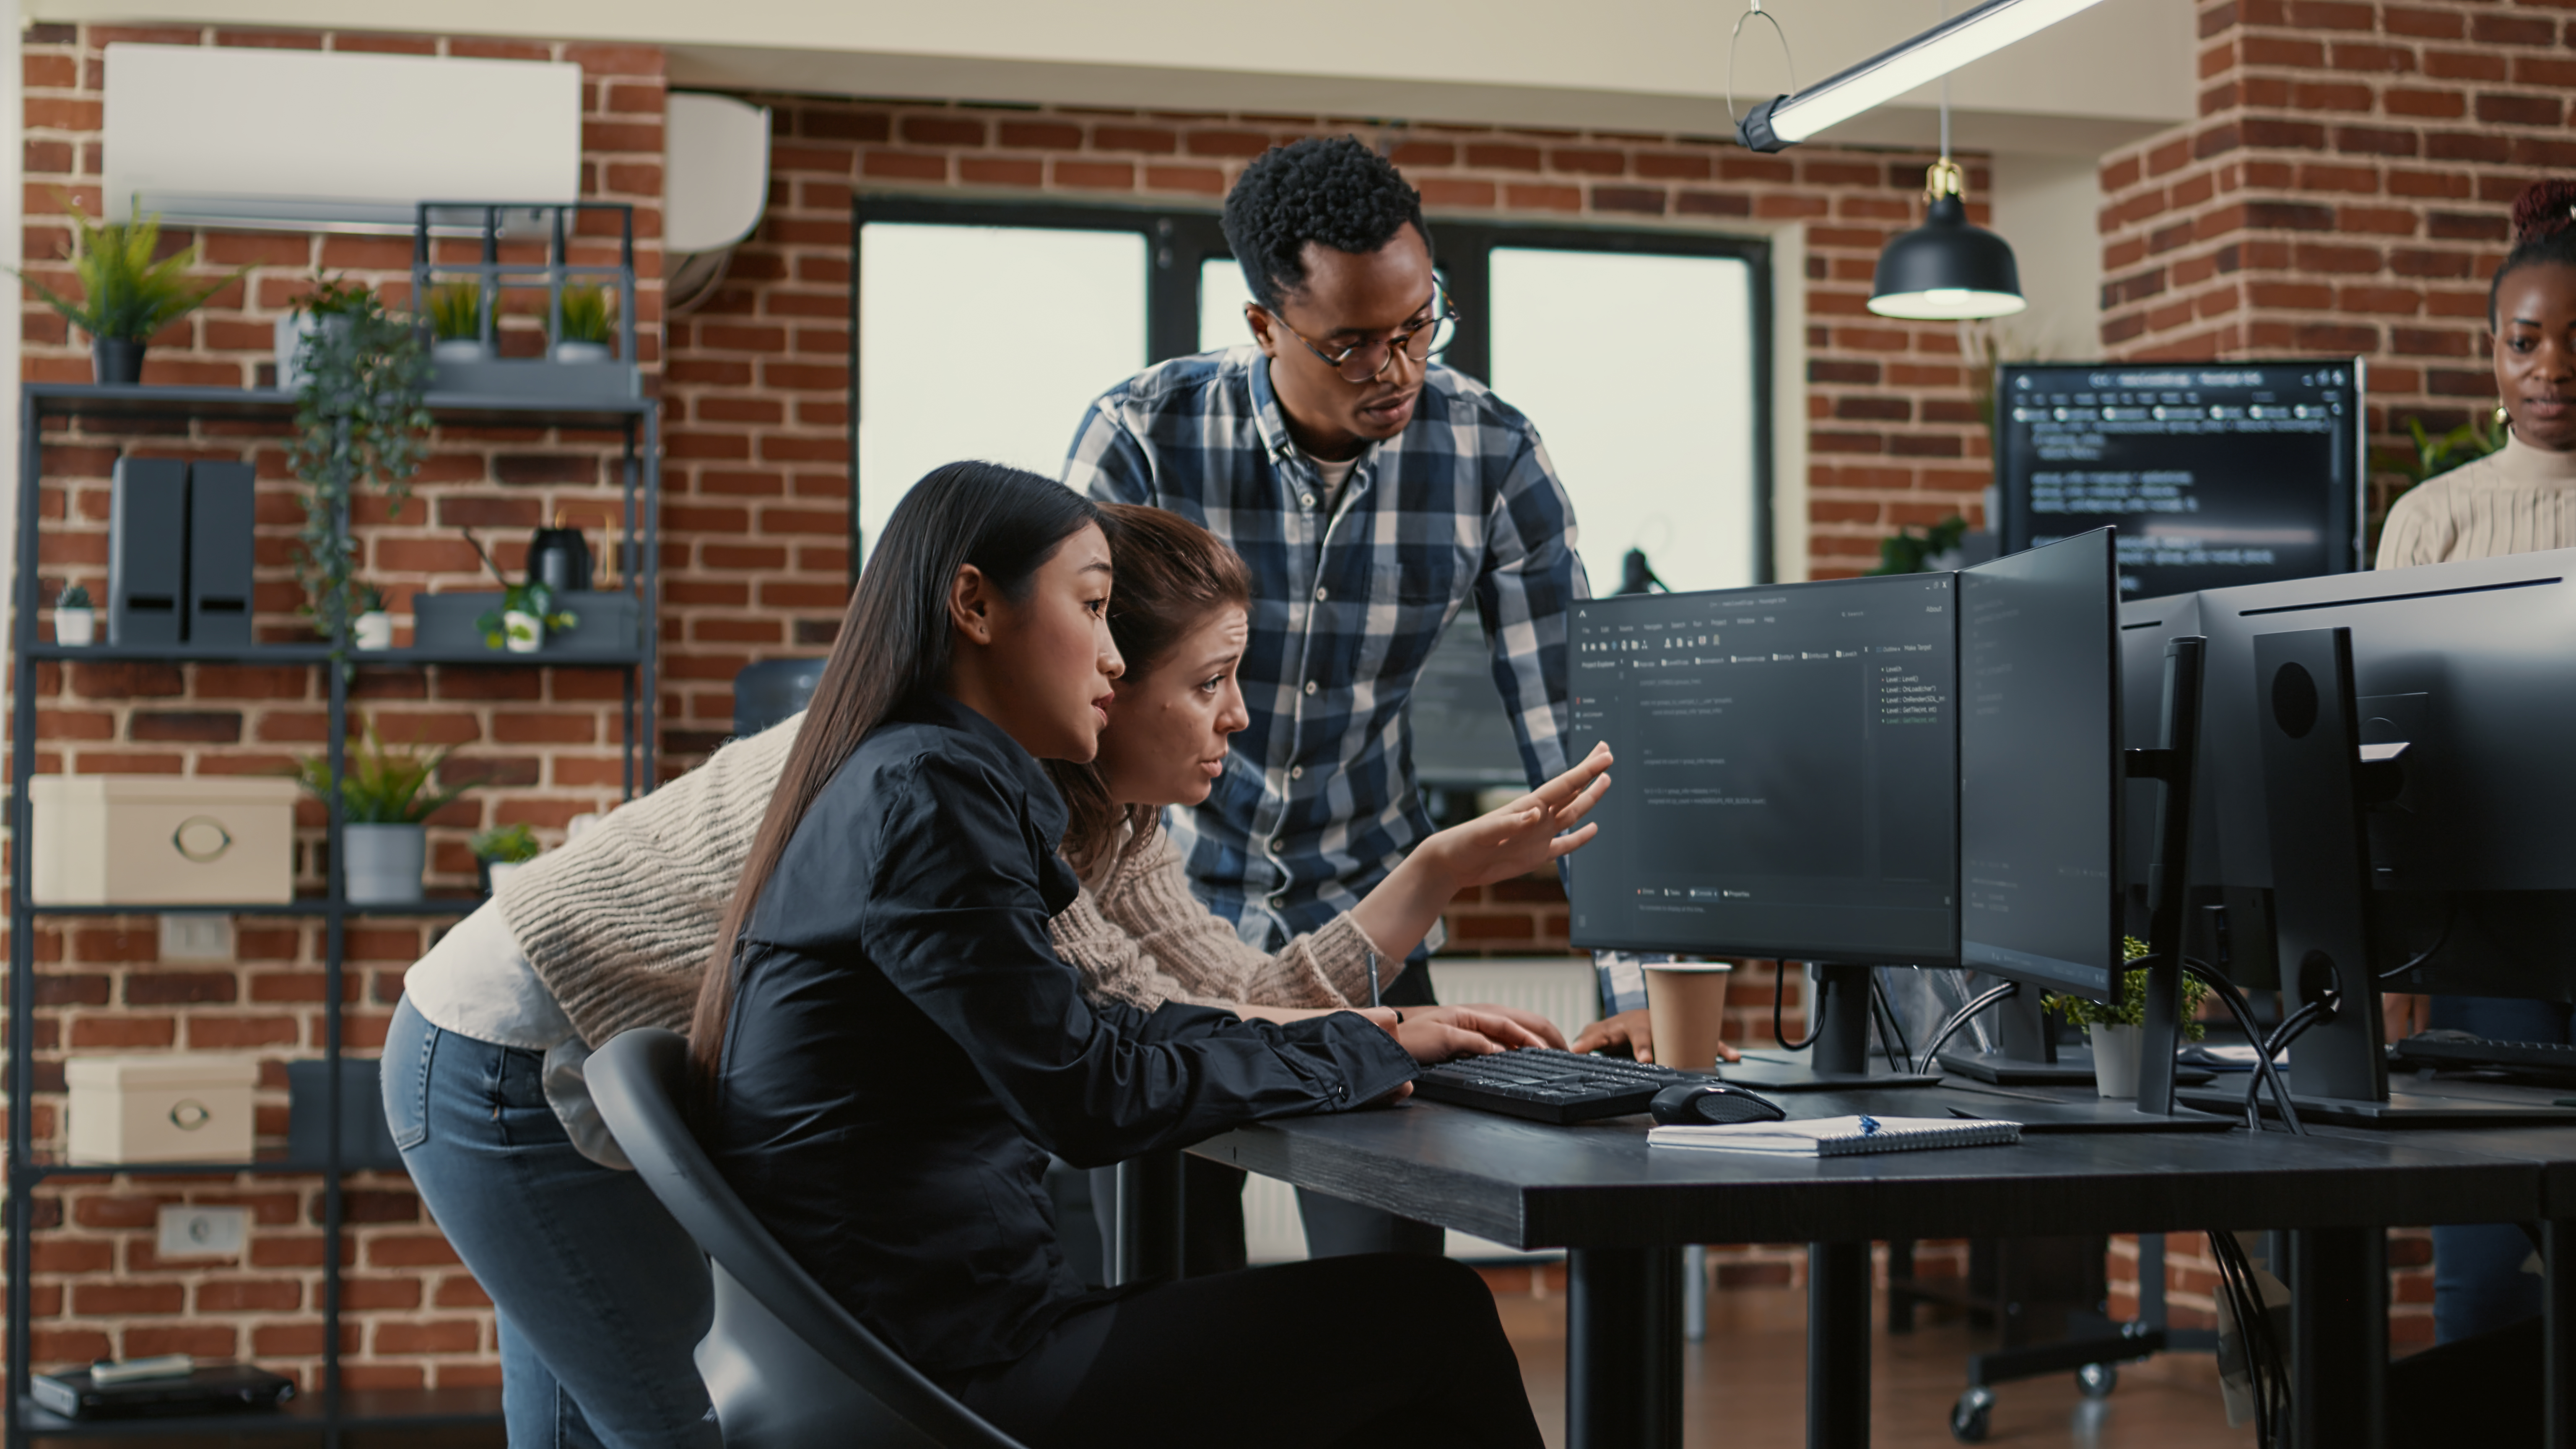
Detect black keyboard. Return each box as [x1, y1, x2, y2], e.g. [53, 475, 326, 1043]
[1410, 1047, 1712, 1124]
[2394, 1031, 2576, 1075]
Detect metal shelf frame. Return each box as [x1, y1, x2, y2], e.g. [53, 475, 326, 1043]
[4, 380, 661, 1444]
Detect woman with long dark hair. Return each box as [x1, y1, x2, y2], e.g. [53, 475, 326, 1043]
[694, 463, 1547, 1447]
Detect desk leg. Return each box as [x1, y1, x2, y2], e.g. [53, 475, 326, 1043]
[1567, 1246, 1681, 1449]
[2549, 1220, 2576, 1449]
[2288, 1226, 2384, 1449]
[1112, 1151, 1184, 1288]
[1809, 1240, 1871, 1449]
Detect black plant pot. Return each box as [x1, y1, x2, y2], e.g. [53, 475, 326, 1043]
[91, 337, 145, 386]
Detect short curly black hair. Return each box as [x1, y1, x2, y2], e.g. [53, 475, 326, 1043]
[1221, 136, 1431, 314]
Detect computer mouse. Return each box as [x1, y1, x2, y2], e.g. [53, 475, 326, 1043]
[1649, 1081, 1788, 1126]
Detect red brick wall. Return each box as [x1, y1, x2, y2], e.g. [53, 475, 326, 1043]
[2096, 0, 2555, 531]
[9, 22, 665, 1389]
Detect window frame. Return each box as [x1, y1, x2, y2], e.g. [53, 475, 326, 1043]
[848, 195, 1774, 583]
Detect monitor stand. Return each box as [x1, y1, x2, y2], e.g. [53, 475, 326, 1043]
[1722, 963, 1944, 1093]
[2222, 626, 2576, 1126]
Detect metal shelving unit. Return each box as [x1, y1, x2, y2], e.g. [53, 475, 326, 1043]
[4, 382, 660, 1445]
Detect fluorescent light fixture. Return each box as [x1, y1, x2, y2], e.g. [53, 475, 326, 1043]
[1735, 0, 2112, 151]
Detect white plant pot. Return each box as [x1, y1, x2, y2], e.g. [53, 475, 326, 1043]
[353, 611, 394, 651]
[55, 608, 95, 646]
[342, 823, 426, 905]
[551, 340, 612, 364]
[2088, 1023, 2143, 1099]
[484, 860, 525, 895]
[503, 610, 544, 653]
[432, 338, 488, 363]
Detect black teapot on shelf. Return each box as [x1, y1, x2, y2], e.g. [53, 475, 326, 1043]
[526, 512, 594, 596]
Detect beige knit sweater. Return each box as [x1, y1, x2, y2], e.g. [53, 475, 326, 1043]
[492, 712, 1386, 1046]
[2376, 434, 2576, 569]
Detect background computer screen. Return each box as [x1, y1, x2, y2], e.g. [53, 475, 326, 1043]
[1997, 359, 2364, 599]
[1957, 529, 2121, 999]
[1407, 605, 1530, 789]
[1565, 573, 1958, 965]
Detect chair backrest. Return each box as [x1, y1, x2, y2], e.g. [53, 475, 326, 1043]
[587, 1029, 1029, 1449]
[733, 658, 826, 738]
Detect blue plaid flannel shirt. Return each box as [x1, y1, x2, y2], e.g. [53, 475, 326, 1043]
[1064, 346, 1589, 952]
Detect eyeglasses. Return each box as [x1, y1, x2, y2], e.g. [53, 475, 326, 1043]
[1256, 289, 1459, 385]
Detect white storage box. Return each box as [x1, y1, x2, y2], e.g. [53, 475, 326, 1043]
[65, 1054, 261, 1165]
[31, 776, 299, 905]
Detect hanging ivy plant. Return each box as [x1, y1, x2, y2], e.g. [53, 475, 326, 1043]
[289, 276, 432, 653]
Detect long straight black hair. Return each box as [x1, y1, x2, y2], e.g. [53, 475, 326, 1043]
[686, 462, 1103, 1104]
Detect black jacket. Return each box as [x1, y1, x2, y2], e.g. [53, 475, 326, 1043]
[705, 691, 1418, 1375]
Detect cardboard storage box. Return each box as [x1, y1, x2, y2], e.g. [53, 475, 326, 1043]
[65, 1055, 260, 1165]
[31, 776, 299, 905]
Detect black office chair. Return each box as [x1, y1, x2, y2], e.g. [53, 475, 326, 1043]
[587, 1028, 1030, 1449]
[733, 657, 826, 738]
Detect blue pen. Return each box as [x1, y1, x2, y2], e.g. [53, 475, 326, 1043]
[1858, 1115, 1880, 1137]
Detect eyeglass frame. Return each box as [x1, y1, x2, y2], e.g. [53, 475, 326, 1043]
[1249, 287, 1459, 385]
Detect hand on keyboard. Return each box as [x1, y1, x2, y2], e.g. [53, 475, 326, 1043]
[1359, 1004, 1555, 1063]
[1571, 1007, 1741, 1066]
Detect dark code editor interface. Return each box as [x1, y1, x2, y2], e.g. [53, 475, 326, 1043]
[1566, 573, 1958, 963]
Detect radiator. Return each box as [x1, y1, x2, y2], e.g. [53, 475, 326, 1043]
[1243, 957, 1597, 1263]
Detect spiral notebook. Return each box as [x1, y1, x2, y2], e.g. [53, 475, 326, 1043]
[1647, 1114, 2021, 1158]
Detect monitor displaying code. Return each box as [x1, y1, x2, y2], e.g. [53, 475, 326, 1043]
[1565, 573, 1958, 964]
[1997, 360, 2363, 599]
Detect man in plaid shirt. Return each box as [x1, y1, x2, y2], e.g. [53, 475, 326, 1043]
[1064, 138, 1589, 1255]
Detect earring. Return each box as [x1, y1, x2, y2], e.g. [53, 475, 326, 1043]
[2497, 399, 2512, 431]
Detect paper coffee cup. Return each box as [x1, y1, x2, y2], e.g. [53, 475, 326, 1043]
[1641, 963, 1734, 1073]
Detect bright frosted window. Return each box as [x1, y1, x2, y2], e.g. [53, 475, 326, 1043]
[1201, 256, 1250, 353]
[1489, 248, 1758, 592]
[856, 224, 1146, 562]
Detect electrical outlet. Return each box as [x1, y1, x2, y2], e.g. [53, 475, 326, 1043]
[156, 1205, 249, 1259]
[158, 915, 235, 963]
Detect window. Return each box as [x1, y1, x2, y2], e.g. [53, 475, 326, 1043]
[852, 199, 1771, 586]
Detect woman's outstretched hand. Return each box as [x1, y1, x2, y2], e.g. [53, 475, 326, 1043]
[1427, 742, 1613, 891]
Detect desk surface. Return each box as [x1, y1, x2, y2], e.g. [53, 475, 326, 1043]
[1192, 1086, 2543, 1248]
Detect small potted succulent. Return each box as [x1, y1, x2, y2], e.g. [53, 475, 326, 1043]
[351, 582, 394, 652]
[478, 581, 577, 653]
[427, 282, 488, 363]
[471, 822, 541, 896]
[294, 717, 471, 906]
[54, 583, 96, 646]
[13, 199, 244, 385]
[550, 284, 615, 363]
[2046, 937, 2210, 1098]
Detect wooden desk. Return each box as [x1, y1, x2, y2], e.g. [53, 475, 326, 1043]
[1185, 1086, 2543, 1449]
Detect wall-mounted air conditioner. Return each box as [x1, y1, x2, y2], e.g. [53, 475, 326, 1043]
[101, 44, 581, 234]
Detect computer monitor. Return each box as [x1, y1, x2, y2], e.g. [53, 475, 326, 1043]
[1957, 527, 2123, 1001]
[1407, 604, 1530, 790]
[2180, 545, 2576, 1006]
[1996, 360, 2366, 598]
[1563, 571, 1959, 966]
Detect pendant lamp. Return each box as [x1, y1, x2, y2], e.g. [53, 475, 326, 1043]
[1868, 157, 2025, 320]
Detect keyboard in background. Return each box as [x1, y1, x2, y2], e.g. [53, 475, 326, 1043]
[1410, 1047, 1711, 1124]
[2394, 1030, 2576, 1077]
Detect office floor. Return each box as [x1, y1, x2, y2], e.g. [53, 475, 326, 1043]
[1498, 1286, 2254, 1449]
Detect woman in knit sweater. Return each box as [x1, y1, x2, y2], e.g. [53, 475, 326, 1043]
[384, 490, 1602, 1446]
[2375, 177, 2576, 1353]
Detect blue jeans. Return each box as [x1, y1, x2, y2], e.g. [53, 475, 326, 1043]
[383, 998, 719, 1449]
[2426, 994, 2572, 1344]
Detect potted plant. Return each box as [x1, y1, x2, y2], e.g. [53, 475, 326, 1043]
[351, 582, 394, 652]
[12, 199, 244, 385]
[293, 717, 470, 906]
[471, 822, 541, 896]
[427, 282, 486, 363]
[461, 529, 578, 652]
[288, 277, 431, 660]
[53, 584, 96, 646]
[550, 284, 615, 363]
[2046, 937, 2210, 1098]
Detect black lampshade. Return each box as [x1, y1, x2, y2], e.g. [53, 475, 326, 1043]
[1869, 163, 2025, 321]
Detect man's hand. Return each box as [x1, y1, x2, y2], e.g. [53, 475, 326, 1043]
[1569, 1007, 1741, 1065]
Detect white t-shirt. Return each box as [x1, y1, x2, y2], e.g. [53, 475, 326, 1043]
[402, 901, 626, 1168]
[1308, 451, 1360, 511]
